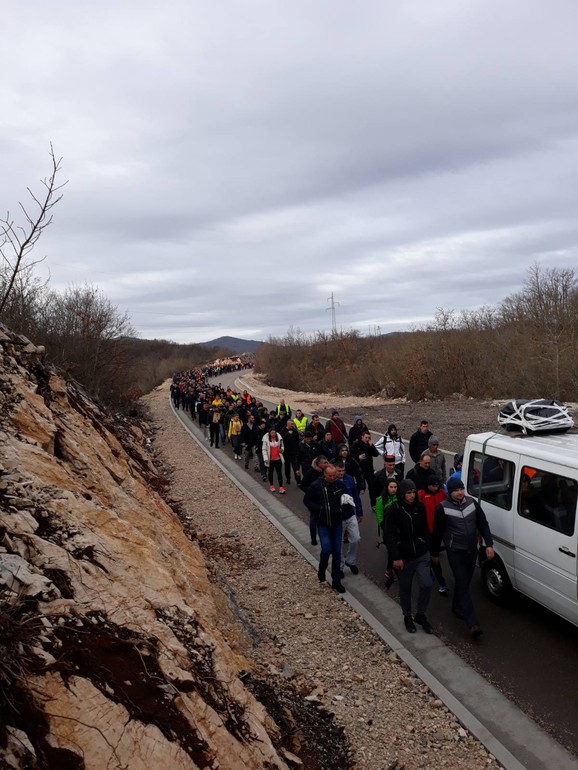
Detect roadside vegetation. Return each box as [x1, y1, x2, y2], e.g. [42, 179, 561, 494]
[255, 264, 578, 402]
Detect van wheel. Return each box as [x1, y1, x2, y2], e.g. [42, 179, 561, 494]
[481, 558, 513, 605]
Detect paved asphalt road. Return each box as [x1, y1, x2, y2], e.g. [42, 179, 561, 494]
[207, 370, 578, 758]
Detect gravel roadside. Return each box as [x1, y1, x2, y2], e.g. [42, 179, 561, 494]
[144, 381, 504, 770]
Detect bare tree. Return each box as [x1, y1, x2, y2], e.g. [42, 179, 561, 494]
[0, 145, 66, 315]
[501, 263, 578, 399]
[40, 284, 135, 401]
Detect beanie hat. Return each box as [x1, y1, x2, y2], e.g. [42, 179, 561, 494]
[447, 477, 465, 493]
[354, 415, 362, 422]
[398, 479, 417, 498]
[428, 435, 440, 446]
[384, 454, 396, 463]
[427, 474, 440, 486]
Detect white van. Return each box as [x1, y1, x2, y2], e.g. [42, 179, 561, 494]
[462, 431, 578, 626]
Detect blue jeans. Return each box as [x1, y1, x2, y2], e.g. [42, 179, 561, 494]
[317, 522, 344, 584]
[447, 549, 479, 627]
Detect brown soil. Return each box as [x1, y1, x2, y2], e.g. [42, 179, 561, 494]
[240, 373, 506, 452]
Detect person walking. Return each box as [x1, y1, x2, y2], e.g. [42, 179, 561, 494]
[384, 479, 433, 634]
[350, 431, 380, 508]
[406, 452, 434, 491]
[304, 464, 353, 593]
[409, 420, 433, 464]
[281, 420, 301, 486]
[228, 413, 244, 459]
[375, 478, 399, 589]
[209, 405, 223, 448]
[325, 410, 348, 445]
[418, 475, 449, 594]
[427, 435, 447, 483]
[335, 462, 363, 576]
[262, 428, 285, 493]
[376, 423, 406, 478]
[301, 455, 329, 546]
[431, 477, 495, 640]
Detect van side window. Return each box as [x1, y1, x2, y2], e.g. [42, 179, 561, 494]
[518, 466, 577, 536]
[467, 451, 514, 510]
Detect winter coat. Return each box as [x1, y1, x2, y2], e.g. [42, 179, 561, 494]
[350, 439, 379, 477]
[409, 427, 432, 463]
[281, 426, 301, 455]
[384, 500, 430, 562]
[417, 488, 447, 533]
[261, 435, 284, 466]
[375, 492, 398, 539]
[428, 450, 447, 483]
[376, 433, 406, 465]
[406, 463, 433, 491]
[303, 478, 352, 527]
[298, 439, 320, 475]
[431, 495, 493, 556]
[325, 417, 348, 445]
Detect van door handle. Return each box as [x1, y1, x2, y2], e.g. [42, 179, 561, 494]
[558, 547, 576, 558]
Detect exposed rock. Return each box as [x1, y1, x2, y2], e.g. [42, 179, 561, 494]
[0, 323, 294, 770]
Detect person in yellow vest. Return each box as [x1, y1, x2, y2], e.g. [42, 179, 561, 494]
[276, 399, 291, 418]
[293, 409, 308, 436]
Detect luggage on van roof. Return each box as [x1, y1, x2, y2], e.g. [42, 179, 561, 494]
[498, 399, 574, 435]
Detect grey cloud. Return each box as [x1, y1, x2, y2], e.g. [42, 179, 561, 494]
[3, 1, 578, 343]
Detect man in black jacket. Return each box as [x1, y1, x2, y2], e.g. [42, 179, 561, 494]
[240, 414, 260, 471]
[409, 420, 432, 464]
[431, 477, 495, 640]
[304, 464, 354, 593]
[406, 452, 433, 491]
[281, 420, 301, 485]
[301, 455, 329, 546]
[350, 431, 380, 507]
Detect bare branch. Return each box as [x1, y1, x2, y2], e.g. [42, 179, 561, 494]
[0, 144, 67, 314]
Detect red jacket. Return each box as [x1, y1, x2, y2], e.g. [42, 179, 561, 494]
[418, 488, 447, 533]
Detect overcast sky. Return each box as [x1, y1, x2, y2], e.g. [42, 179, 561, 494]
[2, 1, 578, 343]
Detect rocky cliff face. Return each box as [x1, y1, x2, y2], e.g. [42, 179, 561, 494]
[0, 324, 292, 770]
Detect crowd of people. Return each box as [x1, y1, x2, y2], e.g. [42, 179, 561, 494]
[171, 368, 494, 641]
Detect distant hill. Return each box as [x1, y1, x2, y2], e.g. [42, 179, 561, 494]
[199, 336, 262, 354]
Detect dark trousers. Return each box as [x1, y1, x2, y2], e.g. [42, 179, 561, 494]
[396, 551, 432, 618]
[209, 423, 220, 447]
[268, 459, 283, 486]
[447, 549, 479, 627]
[284, 453, 299, 482]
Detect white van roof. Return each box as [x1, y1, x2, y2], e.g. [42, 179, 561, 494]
[466, 431, 578, 468]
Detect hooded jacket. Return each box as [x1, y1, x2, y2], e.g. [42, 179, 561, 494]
[376, 424, 406, 465]
[383, 480, 430, 561]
